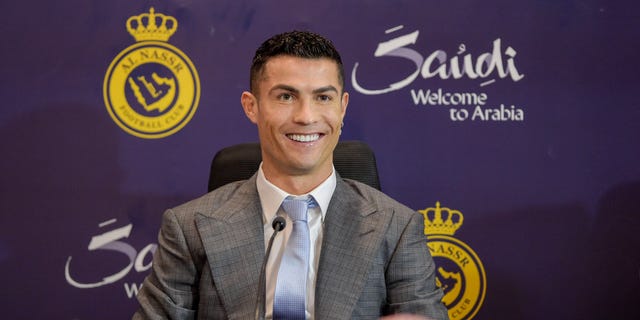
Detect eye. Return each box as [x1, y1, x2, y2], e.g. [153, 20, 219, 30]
[278, 93, 294, 102]
[317, 94, 333, 103]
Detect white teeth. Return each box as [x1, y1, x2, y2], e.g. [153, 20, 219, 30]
[287, 133, 320, 142]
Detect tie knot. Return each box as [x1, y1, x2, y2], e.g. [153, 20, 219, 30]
[282, 196, 316, 222]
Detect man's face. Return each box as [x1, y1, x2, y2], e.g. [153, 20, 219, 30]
[241, 55, 348, 186]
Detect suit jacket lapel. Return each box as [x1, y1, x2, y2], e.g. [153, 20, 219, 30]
[315, 179, 389, 318]
[195, 175, 264, 318]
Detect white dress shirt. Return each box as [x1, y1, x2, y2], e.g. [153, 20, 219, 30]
[256, 164, 336, 320]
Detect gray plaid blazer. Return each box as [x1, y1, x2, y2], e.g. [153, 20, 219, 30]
[133, 174, 448, 320]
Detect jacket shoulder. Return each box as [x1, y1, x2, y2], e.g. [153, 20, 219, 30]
[340, 178, 416, 217]
[170, 179, 253, 218]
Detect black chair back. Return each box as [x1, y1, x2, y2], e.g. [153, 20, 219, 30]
[208, 141, 381, 192]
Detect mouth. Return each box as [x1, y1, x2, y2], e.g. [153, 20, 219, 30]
[286, 133, 321, 143]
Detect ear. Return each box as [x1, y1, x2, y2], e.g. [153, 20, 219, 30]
[241, 91, 258, 124]
[340, 91, 349, 118]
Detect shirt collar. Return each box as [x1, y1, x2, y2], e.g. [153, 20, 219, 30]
[256, 163, 336, 224]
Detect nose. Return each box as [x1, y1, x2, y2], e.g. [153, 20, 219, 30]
[292, 98, 316, 125]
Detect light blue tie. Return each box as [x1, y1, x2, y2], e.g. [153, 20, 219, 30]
[273, 196, 315, 320]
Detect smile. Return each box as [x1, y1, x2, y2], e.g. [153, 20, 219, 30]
[286, 133, 321, 142]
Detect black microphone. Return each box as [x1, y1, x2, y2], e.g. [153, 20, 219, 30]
[255, 216, 286, 320]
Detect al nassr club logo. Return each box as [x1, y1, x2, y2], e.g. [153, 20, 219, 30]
[104, 7, 200, 139]
[421, 202, 487, 320]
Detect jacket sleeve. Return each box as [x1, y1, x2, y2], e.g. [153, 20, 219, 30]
[384, 211, 450, 320]
[132, 209, 198, 320]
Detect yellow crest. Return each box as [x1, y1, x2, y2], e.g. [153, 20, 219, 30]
[420, 201, 464, 236]
[103, 7, 200, 139]
[422, 201, 486, 320]
[126, 7, 177, 42]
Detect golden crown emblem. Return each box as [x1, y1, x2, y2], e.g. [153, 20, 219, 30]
[126, 7, 177, 42]
[419, 201, 464, 236]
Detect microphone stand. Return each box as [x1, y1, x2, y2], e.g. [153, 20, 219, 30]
[254, 216, 286, 320]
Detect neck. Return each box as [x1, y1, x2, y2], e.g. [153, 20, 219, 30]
[262, 165, 332, 195]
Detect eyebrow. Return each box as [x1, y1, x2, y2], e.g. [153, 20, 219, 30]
[312, 85, 339, 95]
[269, 84, 339, 95]
[270, 84, 299, 94]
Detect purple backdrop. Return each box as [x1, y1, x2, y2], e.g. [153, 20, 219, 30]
[1, 0, 638, 319]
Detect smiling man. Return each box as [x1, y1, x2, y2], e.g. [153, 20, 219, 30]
[133, 31, 448, 320]
[241, 53, 347, 195]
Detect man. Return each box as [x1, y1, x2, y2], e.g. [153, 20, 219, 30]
[133, 31, 448, 320]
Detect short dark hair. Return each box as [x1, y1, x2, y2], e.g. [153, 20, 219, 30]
[249, 30, 344, 94]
